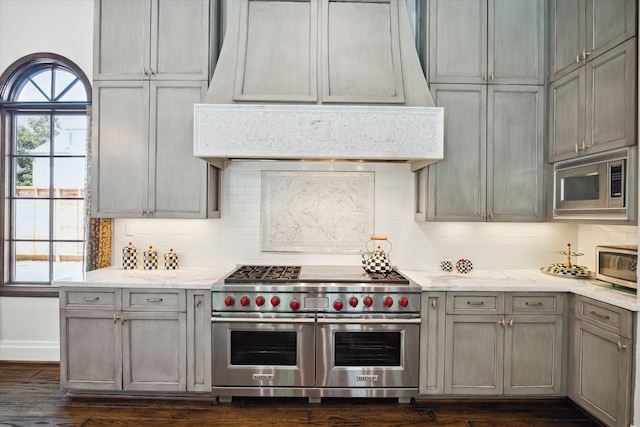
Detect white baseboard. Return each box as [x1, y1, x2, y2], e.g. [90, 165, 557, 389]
[0, 340, 60, 361]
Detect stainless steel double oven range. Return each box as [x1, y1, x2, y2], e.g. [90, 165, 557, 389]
[211, 265, 421, 403]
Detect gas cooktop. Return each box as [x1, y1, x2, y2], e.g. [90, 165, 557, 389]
[223, 265, 410, 285]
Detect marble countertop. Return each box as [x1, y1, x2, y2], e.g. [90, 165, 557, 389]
[53, 265, 236, 289]
[54, 266, 638, 311]
[401, 269, 639, 311]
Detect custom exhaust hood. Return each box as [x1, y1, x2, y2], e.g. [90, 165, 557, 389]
[194, 0, 443, 170]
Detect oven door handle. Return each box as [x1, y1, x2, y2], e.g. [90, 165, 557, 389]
[211, 316, 315, 324]
[317, 317, 420, 325]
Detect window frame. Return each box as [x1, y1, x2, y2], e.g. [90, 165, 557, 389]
[0, 53, 92, 297]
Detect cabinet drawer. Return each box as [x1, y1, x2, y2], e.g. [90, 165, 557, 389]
[60, 288, 120, 310]
[446, 293, 503, 314]
[507, 293, 564, 315]
[575, 296, 633, 338]
[123, 289, 186, 312]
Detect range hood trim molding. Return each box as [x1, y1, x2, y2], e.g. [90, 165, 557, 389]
[194, 103, 444, 168]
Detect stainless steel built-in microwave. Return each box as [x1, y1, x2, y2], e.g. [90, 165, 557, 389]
[553, 148, 636, 221]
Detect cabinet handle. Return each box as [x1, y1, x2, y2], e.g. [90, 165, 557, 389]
[83, 296, 100, 301]
[143, 68, 149, 76]
[480, 212, 486, 219]
[618, 341, 627, 351]
[150, 68, 156, 75]
[490, 72, 494, 80]
[114, 314, 120, 323]
[575, 143, 579, 153]
[507, 319, 513, 327]
[146, 298, 164, 303]
[488, 212, 493, 220]
[581, 141, 586, 150]
[576, 54, 581, 63]
[196, 298, 202, 307]
[122, 315, 128, 323]
[499, 319, 506, 327]
[431, 299, 436, 309]
[467, 301, 485, 306]
[525, 301, 543, 306]
[482, 73, 487, 80]
[589, 310, 610, 320]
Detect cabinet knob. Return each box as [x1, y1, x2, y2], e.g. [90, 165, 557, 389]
[114, 314, 120, 323]
[618, 341, 627, 351]
[122, 315, 128, 323]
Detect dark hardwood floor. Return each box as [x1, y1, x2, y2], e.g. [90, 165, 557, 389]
[0, 362, 604, 426]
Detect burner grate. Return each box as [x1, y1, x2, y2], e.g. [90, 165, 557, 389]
[368, 270, 410, 284]
[226, 265, 301, 283]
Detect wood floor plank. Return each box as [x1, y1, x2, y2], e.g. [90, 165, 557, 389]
[0, 362, 605, 427]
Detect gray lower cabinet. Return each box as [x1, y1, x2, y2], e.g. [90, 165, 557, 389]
[426, 84, 544, 222]
[569, 296, 634, 427]
[548, 38, 637, 162]
[443, 292, 564, 396]
[419, 292, 446, 394]
[60, 287, 210, 394]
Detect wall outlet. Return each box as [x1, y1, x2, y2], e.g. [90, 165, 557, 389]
[125, 224, 134, 236]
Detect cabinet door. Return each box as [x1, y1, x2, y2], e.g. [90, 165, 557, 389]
[571, 319, 632, 427]
[60, 310, 122, 391]
[585, 38, 637, 155]
[549, 0, 585, 82]
[92, 81, 150, 217]
[444, 315, 503, 394]
[122, 311, 187, 392]
[548, 68, 586, 162]
[488, 86, 544, 221]
[504, 315, 564, 395]
[429, 0, 487, 84]
[489, 0, 545, 84]
[585, 0, 636, 64]
[152, 0, 210, 80]
[187, 290, 212, 392]
[428, 84, 487, 221]
[94, 0, 152, 80]
[149, 81, 209, 218]
[419, 292, 446, 395]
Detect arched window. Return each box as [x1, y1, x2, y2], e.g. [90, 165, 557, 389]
[0, 53, 91, 294]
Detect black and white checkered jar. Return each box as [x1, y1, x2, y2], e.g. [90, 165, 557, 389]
[164, 249, 179, 270]
[122, 242, 138, 270]
[143, 246, 158, 270]
[456, 258, 473, 274]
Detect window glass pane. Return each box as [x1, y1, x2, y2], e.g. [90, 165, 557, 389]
[15, 80, 48, 102]
[16, 115, 51, 155]
[15, 241, 50, 282]
[54, 200, 85, 241]
[55, 68, 86, 102]
[53, 158, 85, 196]
[53, 242, 84, 280]
[30, 69, 53, 101]
[53, 115, 87, 155]
[14, 156, 47, 194]
[15, 199, 50, 239]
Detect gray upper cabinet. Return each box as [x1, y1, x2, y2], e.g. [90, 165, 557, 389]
[427, 84, 544, 222]
[92, 81, 212, 218]
[94, 0, 210, 81]
[549, 0, 636, 83]
[429, 0, 544, 85]
[548, 38, 637, 162]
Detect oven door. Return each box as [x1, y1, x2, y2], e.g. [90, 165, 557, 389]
[211, 313, 315, 387]
[316, 314, 420, 388]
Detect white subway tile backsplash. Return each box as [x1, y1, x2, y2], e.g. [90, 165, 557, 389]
[112, 161, 637, 271]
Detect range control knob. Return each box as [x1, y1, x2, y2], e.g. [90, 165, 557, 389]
[271, 296, 281, 307]
[384, 297, 394, 307]
[333, 299, 344, 311]
[290, 299, 300, 311]
[399, 297, 409, 308]
[349, 297, 359, 308]
[255, 296, 265, 306]
[240, 296, 250, 307]
[224, 296, 235, 307]
[363, 296, 373, 307]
